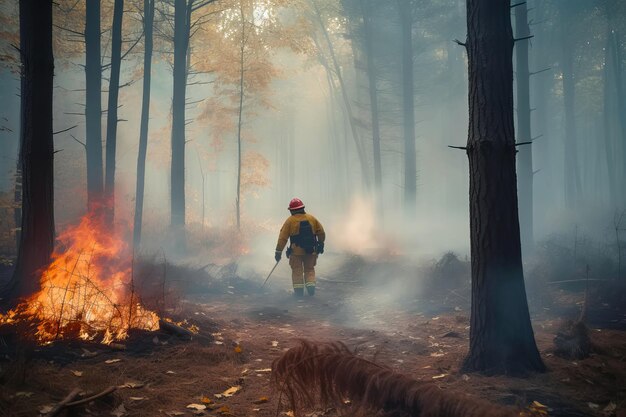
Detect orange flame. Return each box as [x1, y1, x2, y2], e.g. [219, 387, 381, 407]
[1, 212, 159, 344]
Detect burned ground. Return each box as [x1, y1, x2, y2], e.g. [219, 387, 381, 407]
[1, 253, 625, 417]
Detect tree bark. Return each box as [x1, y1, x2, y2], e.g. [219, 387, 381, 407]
[170, 0, 192, 244]
[133, 0, 155, 249]
[104, 0, 124, 224]
[398, 0, 417, 213]
[514, 1, 533, 254]
[85, 0, 104, 211]
[5, 0, 55, 303]
[461, 0, 545, 375]
[559, 5, 582, 206]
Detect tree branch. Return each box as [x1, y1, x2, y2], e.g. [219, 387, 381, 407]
[53, 125, 78, 135]
[453, 38, 466, 48]
[529, 67, 551, 76]
[70, 135, 86, 148]
[514, 35, 534, 42]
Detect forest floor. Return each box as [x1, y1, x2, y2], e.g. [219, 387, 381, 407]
[1, 253, 626, 417]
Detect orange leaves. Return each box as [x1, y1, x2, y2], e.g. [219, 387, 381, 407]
[241, 151, 270, 197]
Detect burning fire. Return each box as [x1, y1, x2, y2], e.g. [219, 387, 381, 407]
[1, 213, 159, 344]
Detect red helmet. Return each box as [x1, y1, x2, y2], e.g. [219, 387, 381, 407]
[288, 198, 305, 210]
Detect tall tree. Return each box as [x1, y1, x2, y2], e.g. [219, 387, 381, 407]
[133, 0, 155, 249]
[235, 0, 246, 230]
[104, 0, 125, 223]
[514, 1, 533, 253]
[4, 0, 55, 303]
[397, 0, 417, 212]
[461, 0, 545, 374]
[169, 0, 217, 244]
[85, 0, 104, 211]
[362, 0, 382, 208]
[170, 0, 192, 244]
[559, 3, 582, 206]
[311, 0, 371, 190]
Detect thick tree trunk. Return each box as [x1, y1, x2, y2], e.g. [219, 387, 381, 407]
[515, 2, 533, 254]
[398, 0, 417, 212]
[133, 0, 155, 249]
[6, 0, 55, 303]
[85, 0, 104, 211]
[362, 0, 382, 212]
[104, 0, 124, 224]
[170, 0, 191, 244]
[560, 6, 582, 206]
[461, 0, 545, 375]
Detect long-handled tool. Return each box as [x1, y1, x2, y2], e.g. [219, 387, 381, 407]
[261, 260, 280, 289]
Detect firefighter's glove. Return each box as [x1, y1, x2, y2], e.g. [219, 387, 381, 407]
[316, 242, 324, 254]
[275, 251, 281, 262]
[286, 247, 292, 259]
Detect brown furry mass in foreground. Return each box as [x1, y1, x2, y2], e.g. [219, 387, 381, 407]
[271, 339, 518, 417]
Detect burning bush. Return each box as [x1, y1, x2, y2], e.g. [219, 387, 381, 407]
[0, 213, 159, 344]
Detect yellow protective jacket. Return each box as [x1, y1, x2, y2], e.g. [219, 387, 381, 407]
[275, 212, 325, 256]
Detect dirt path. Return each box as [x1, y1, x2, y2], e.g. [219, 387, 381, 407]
[2, 258, 625, 417]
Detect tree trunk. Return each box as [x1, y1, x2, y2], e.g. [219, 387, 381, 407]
[514, 1, 533, 254]
[5, 0, 55, 303]
[85, 0, 104, 211]
[610, 31, 626, 205]
[235, 2, 245, 231]
[170, 0, 191, 244]
[398, 0, 417, 212]
[311, 0, 370, 190]
[461, 0, 545, 375]
[104, 0, 124, 224]
[531, 0, 551, 216]
[560, 6, 582, 206]
[133, 0, 155, 249]
[362, 0, 382, 213]
[603, 24, 617, 208]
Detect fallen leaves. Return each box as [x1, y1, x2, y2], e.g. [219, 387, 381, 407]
[216, 385, 241, 398]
[105, 359, 122, 364]
[527, 400, 549, 416]
[71, 370, 83, 377]
[186, 403, 207, 411]
[253, 396, 269, 404]
[118, 381, 144, 389]
[234, 345, 242, 353]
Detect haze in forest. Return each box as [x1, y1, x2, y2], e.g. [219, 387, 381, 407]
[0, 0, 624, 278]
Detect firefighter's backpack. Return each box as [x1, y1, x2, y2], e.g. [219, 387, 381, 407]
[291, 220, 316, 254]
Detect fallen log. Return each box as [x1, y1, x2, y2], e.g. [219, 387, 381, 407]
[66, 386, 117, 407]
[46, 388, 81, 417]
[159, 319, 194, 339]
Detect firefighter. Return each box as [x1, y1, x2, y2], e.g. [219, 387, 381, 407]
[275, 198, 325, 296]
